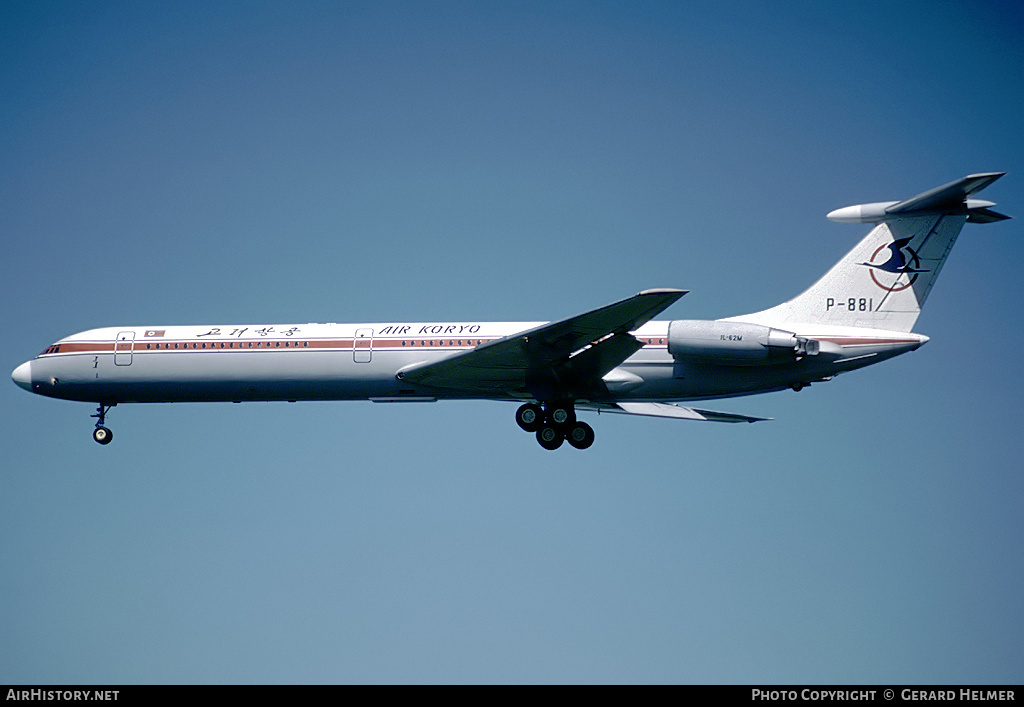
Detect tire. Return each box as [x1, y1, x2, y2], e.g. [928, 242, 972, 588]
[548, 403, 575, 427]
[93, 426, 113, 445]
[536, 425, 564, 450]
[515, 403, 544, 432]
[566, 421, 595, 450]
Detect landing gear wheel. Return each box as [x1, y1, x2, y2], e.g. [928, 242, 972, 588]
[515, 403, 544, 432]
[536, 425, 564, 450]
[547, 402, 575, 427]
[90, 403, 116, 445]
[93, 426, 113, 445]
[566, 421, 595, 450]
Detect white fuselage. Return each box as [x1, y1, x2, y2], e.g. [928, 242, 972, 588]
[13, 319, 926, 406]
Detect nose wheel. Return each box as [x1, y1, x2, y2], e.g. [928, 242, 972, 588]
[93, 426, 113, 445]
[90, 403, 115, 445]
[515, 402, 595, 450]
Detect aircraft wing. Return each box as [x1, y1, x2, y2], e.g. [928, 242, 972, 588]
[584, 401, 770, 423]
[397, 289, 686, 396]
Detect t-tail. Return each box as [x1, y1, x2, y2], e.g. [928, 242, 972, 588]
[729, 172, 1010, 333]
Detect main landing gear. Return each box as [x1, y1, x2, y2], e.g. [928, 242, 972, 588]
[515, 402, 595, 451]
[90, 403, 115, 445]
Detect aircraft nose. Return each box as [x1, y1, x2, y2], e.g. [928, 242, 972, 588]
[12, 361, 32, 392]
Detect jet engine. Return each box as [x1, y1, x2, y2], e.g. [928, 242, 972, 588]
[667, 320, 819, 366]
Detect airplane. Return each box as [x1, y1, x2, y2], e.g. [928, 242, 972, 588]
[11, 173, 1010, 450]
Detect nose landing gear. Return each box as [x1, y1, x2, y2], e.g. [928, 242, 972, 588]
[90, 403, 115, 445]
[515, 402, 595, 451]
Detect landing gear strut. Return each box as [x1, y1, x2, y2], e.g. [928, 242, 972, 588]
[91, 403, 115, 445]
[515, 402, 595, 451]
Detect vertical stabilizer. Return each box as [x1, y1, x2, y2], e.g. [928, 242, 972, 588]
[727, 173, 1008, 333]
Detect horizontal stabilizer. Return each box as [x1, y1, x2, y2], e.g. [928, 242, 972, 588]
[593, 401, 770, 423]
[826, 172, 1009, 223]
[967, 205, 1012, 223]
[886, 172, 1005, 215]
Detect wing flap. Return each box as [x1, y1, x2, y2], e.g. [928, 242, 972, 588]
[561, 332, 645, 381]
[590, 401, 770, 423]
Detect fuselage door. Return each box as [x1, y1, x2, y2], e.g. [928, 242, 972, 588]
[354, 328, 373, 363]
[114, 331, 135, 366]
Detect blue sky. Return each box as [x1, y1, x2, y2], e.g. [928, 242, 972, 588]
[2, 0, 1022, 684]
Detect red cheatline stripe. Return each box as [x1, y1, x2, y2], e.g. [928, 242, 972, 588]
[38, 334, 677, 358]
[40, 338, 505, 356]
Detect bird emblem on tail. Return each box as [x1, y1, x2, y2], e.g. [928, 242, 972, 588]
[861, 237, 929, 291]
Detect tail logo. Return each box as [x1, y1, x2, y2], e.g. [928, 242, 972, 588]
[861, 237, 929, 292]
